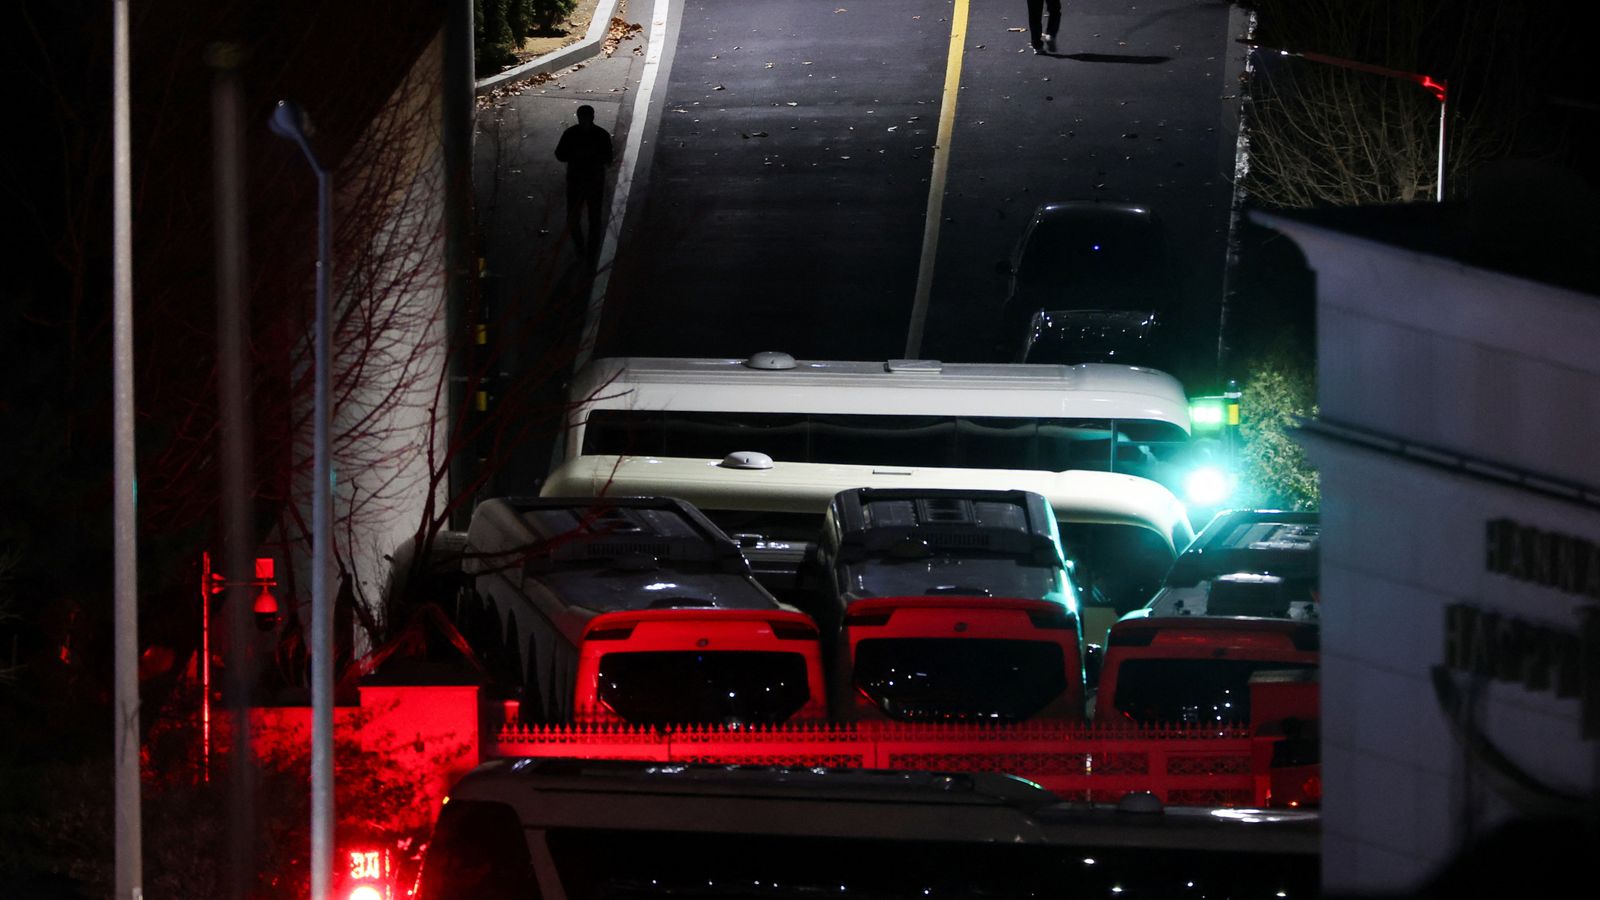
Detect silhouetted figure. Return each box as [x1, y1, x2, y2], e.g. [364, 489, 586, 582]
[554, 104, 614, 255]
[1027, 0, 1061, 54]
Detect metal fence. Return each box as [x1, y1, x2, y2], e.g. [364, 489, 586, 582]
[491, 720, 1264, 806]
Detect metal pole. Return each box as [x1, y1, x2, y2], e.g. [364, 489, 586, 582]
[443, 0, 476, 527]
[201, 553, 211, 782]
[1436, 93, 1447, 202]
[208, 41, 259, 898]
[1217, 6, 1257, 381]
[111, 0, 143, 896]
[310, 160, 335, 900]
[268, 99, 335, 898]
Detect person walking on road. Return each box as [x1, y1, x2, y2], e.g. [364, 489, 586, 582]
[554, 104, 614, 255]
[1027, 0, 1061, 55]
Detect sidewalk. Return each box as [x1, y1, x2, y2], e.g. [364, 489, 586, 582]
[473, 0, 642, 279]
[470, 0, 654, 494]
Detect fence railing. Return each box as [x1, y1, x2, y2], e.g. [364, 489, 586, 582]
[491, 720, 1265, 806]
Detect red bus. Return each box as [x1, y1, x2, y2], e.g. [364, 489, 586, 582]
[460, 497, 826, 728]
[1095, 573, 1319, 727]
[812, 488, 1087, 722]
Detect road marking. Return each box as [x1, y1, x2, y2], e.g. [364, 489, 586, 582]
[577, 0, 672, 374]
[903, 0, 971, 359]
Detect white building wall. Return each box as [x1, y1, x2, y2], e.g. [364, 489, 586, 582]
[332, 33, 450, 640]
[1257, 214, 1600, 896]
[1280, 224, 1600, 482]
[281, 33, 450, 655]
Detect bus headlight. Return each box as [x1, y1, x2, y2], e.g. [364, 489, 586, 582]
[1183, 465, 1235, 507]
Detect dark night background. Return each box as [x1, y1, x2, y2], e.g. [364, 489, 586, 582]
[2, 0, 1597, 893]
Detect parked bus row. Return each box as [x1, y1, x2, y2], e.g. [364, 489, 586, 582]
[548, 353, 1207, 643]
[453, 490, 1320, 733]
[458, 490, 1084, 727]
[429, 356, 1314, 728]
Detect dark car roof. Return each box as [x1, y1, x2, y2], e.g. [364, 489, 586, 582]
[1019, 308, 1159, 365]
[447, 757, 1321, 853]
[1009, 201, 1173, 321]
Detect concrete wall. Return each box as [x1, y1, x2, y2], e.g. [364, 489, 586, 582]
[1257, 213, 1600, 895]
[329, 30, 451, 636]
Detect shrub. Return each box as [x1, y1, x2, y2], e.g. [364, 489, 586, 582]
[1236, 347, 1320, 510]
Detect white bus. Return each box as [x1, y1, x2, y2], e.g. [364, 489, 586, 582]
[561, 355, 1198, 497]
[550, 355, 1199, 628]
[542, 455, 1193, 645]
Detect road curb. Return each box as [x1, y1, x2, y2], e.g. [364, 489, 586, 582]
[474, 0, 626, 96]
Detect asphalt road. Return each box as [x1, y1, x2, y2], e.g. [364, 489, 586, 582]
[599, 0, 1245, 387]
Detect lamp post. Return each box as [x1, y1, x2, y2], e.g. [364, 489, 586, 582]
[269, 98, 336, 900]
[1246, 43, 1449, 202]
[111, 1, 141, 896]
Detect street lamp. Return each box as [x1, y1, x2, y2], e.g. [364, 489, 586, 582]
[1245, 42, 1449, 202]
[269, 98, 336, 900]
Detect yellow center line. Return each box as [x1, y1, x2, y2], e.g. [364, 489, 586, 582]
[903, 0, 970, 359]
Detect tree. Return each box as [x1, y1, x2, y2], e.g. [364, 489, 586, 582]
[1236, 346, 1319, 511]
[475, 0, 581, 75]
[2, 704, 468, 897]
[1, 1, 546, 889]
[1240, 0, 1539, 207]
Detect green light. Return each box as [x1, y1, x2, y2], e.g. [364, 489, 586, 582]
[1190, 398, 1226, 429]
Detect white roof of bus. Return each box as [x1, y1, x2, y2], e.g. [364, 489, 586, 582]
[569, 357, 1190, 430]
[542, 454, 1192, 548]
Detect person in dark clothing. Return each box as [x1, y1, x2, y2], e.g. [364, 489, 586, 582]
[554, 104, 614, 254]
[1027, 0, 1061, 54]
